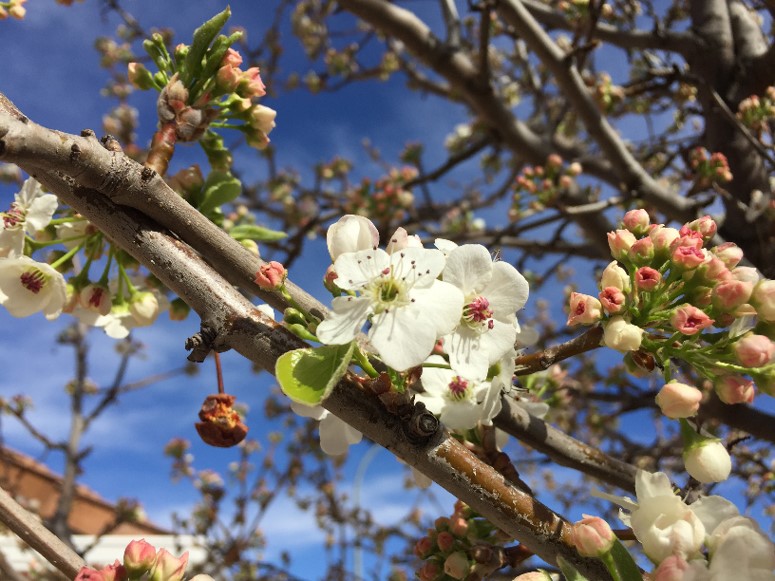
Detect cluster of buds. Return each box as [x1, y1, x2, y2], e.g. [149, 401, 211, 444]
[74, 539, 212, 581]
[343, 167, 417, 225]
[509, 154, 582, 220]
[317, 156, 353, 181]
[567, 210, 775, 480]
[0, 0, 25, 19]
[414, 501, 524, 580]
[558, 0, 614, 21]
[590, 72, 625, 113]
[737, 86, 775, 137]
[686, 147, 732, 187]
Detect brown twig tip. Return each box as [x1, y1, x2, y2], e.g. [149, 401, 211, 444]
[514, 325, 603, 375]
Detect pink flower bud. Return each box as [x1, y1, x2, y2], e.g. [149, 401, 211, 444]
[75, 561, 127, 581]
[695, 256, 731, 284]
[752, 279, 775, 322]
[417, 561, 441, 581]
[732, 266, 761, 285]
[255, 261, 287, 290]
[238, 67, 266, 98]
[607, 229, 636, 260]
[599, 286, 626, 314]
[715, 375, 755, 404]
[711, 279, 753, 312]
[221, 47, 243, 68]
[567, 292, 602, 326]
[684, 439, 731, 483]
[628, 236, 655, 265]
[124, 539, 157, 575]
[671, 245, 706, 270]
[602, 316, 643, 352]
[711, 242, 743, 268]
[571, 515, 615, 557]
[671, 230, 704, 251]
[635, 266, 661, 291]
[436, 531, 455, 552]
[733, 334, 775, 367]
[216, 64, 242, 93]
[649, 225, 680, 255]
[655, 382, 703, 418]
[671, 304, 713, 335]
[414, 536, 434, 558]
[149, 549, 189, 581]
[652, 555, 691, 581]
[600, 260, 630, 291]
[681, 215, 717, 240]
[622, 209, 650, 235]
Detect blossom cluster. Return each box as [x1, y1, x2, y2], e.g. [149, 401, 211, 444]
[509, 154, 582, 220]
[342, 167, 417, 226]
[601, 470, 775, 580]
[737, 86, 775, 137]
[686, 147, 733, 186]
[0, 177, 169, 337]
[74, 538, 212, 581]
[304, 215, 531, 440]
[568, 210, 775, 481]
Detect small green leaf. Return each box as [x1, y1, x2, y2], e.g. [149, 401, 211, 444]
[556, 556, 590, 581]
[276, 342, 355, 406]
[182, 7, 231, 85]
[607, 539, 642, 581]
[229, 224, 287, 242]
[198, 171, 241, 215]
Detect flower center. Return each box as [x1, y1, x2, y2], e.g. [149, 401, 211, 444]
[2, 205, 25, 229]
[366, 264, 411, 314]
[463, 295, 494, 332]
[447, 376, 470, 401]
[20, 268, 46, 294]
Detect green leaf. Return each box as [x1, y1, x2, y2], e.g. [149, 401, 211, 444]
[229, 224, 287, 242]
[198, 171, 242, 215]
[275, 342, 355, 406]
[607, 539, 642, 581]
[556, 556, 590, 581]
[182, 6, 231, 85]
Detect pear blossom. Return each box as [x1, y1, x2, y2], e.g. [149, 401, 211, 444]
[0, 255, 67, 319]
[683, 439, 732, 483]
[603, 316, 643, 352]
[326, 214, 379, 260]
[415, 355, 495, 430]
[316, 246, 463, 371]
[290, 401, 362, 455]
[439, 244, 529, 379]
[0, 177, 58, 257]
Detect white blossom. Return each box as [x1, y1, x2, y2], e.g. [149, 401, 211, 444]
[317, 246, 464, 371]
[0, 178, 58, 257]
[326, 214, 379, 260]
[0, 255, 67, 319]
[439, 244, 529, 379]
[289, 401, 362, 455]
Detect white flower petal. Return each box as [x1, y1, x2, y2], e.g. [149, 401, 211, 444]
[369, 306, 439, 371]
[289, 401, 327, 421]
[326, 215, 379, 260]
[0, 257, 67, 319]
[319, 413, 362, 455]
[443, 244, 493, 295]
[412, 281, 464, 337]
[332, 248, 389, 291]
[316, 295, 372, 345]
[484, 260, 529, 318]
[25, 193, 59, 232]
[389, 247, 446, 290]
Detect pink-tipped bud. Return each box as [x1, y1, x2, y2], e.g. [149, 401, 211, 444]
[681, 215, 717, 241]
[599, 286, 626, 314]
[436, 531, 455, 552]
[221, 47, 243, 68]
[571, 515, 615, 557]
[655, 381, 703, 418]
[752, 279, 775, 322]
[149, 549, 188, 581]
[567, 292, 602, 326]
[733, 334, 775, 367]
[715, 375, 755, 405]
[711, 279, 753, 312]
[671, 245, 706, 270]
[124, 539, 157, 576]
[413, 536, 434, 559]
[622, 209, 650, 236]
[649, 225, 680, 255]
[628, 236, 655, 265]
[635, 266, 661, 291]
[652, 555, 691, 581]
[711, 242, 744, 268]
[671, 304, 713, 335]
[607, 229, 636, 260]
[255, 261, 287, 290]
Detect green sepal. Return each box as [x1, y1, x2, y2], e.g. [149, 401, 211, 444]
[191, 31, 243, 100]
[556, 556, 589, 581]
[229, 224, 287, 242]
[182, 6, 231, 86]
[607, 539, 642, 581]
[197, 171, 242, 215]
[275, 342, 355, 406]
[143, 36, 172, 74]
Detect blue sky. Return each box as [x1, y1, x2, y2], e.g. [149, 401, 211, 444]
[2, 1, 773, 578]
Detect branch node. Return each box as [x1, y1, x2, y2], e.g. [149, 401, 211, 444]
[185, 323, 219, 363]
[69, 143, 81, 162]
[80, 128, 96, 138]
[100, 134, 123, 153]
[141, 166, 156, 181]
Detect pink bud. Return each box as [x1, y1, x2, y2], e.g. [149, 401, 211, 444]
[239, 66, 266, 98]
[732, 266, 761, 285]
[752, 279, 775, 322]
[622, 209, 650, 235]
[681, 215, 717, 240]
[733, 334, 775, 367]
[599, 286, 626, 314]
[711, 242, 744, 268]
[255, 261, 287, 290]
[628, 236, 655, 265]
[671, 304, 714, 335]
[715, 375, 755, 404]
[417, 561, 441, 581]
[414, 536, 434, 558]
[649, 225, 680, 254]
[635, 266, 661, 291]
[655, 382, 703, 418]
[571, 515, 615, 557]
[221, 47, 243, 68]
[607, 229, 636, 260]
[671, 245, 706, 270]
[149, 549, 188, 581]
[436, 531, 455, 552]
[567, 292, 603, 326]
[695, 256, 731, 284]
[652, 555, 691, 581]
[711, 279, 753, 312]
[216, 64, 242, 92]
[124, 539, 157, 575]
